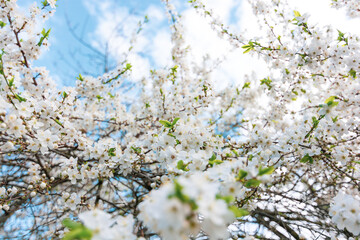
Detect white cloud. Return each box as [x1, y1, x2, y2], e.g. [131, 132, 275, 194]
[177, 0, 267, 89]
[146, 5, 166, 23]
[128, 53, 151, 81]
[150, 30, 172, 67]
[82, 0, 152, 81]
[83, 0, 360, 88]
[288, 0, 360, 34]
[204, 0, 239, 24]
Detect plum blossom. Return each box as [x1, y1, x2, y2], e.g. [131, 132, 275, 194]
[79, 209, 137, 240]
[330, 192, 360, 235]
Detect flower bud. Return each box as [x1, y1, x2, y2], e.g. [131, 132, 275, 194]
[40, 182, 47, 189]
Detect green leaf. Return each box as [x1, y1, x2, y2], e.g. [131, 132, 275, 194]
[232, 149, 239, 157]
[202, 85, 208, 94]
[209, 159, 223, 166]
[76, 74, 84, 82]
[260, 77, 272, 90]
[311, 73, 324, 77]
[229, 206, 249, 217]
[305, 116, 323, 139]
[62, 91, 68, 99]
[242, 82, 251, 89]
[14, 94, 26, 102]
[53, 118, 63, 127]
[62, 219, 82, 230]
[242, 41, 255, 54]
[170, 65, 178, 72]
[37, 28, 51, 46]
[332, 116, 338, 123]
[41, 0, 48, 7]
[216, 194, 234, 204]
[325, 96, 336, 104]
[292, 89, 298, 96]
[300, 153, 314, 164]
[243, 47, 252, 54]
[208, 153, 223, 166]
[349, 68, 357, 78]
[312, 116, 319, 125]
[325, 96, 339, 107]
[125, 63, 132, 70]
[108, 148, 116, 157]
[337, 30, 344, 40]
[108, 92, 115, 99]
[294, 10, 301, 17]
[62, 228, 92, 240]
[258, 166, 275, 176]
[244, 179, 261, 188]
[337, 30, 349, 45]
[8, 77, 14, 87]
[131, 146, 141, 154]
[177, 160, 189, 171]
[0, 21, 6, 28]
[237, 170, 248, 180]
[159, 120, 173, 128]
[172, 117, 180, 126]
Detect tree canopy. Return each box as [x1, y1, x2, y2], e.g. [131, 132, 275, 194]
[0, 0, 360, 239]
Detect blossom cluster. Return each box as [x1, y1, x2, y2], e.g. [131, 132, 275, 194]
[138, 173, 236, 240]
[77, 209, 138, 240]
[330, 192, 360, 235]
[331, 0, 360, 18]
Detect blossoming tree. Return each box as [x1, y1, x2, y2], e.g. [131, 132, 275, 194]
[1, 0, 360, 239]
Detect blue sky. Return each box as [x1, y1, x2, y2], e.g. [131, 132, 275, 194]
[27, 0, 247, 88]
[20, 0, 360, 88]
[36, 0, 165, 86]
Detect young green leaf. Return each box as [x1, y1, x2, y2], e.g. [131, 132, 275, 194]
[258, 166, 275, 176]
[216, 194, 235, 204]
[237, 170, 248, 180]
[62, 219, 82, 230]
[294, 10, 301, 17]
[108, 148, 116, 157]
[177, 160, 189, 171]
[244, 179, 261, 188]
[159, 120, 173, 128]
[172, 117, 180, 126]
[77, 74, 84, 82]
[37, 28, 51, 46]
[300, 154, 314, 164]
[242, 82, 251, 89]
[229, 206, 249, 217]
